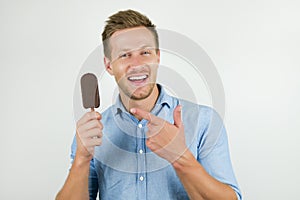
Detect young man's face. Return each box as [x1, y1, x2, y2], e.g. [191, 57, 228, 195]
[105, 26, 160, 100]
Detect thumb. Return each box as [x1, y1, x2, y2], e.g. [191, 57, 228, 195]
[173, 105, 183, 128]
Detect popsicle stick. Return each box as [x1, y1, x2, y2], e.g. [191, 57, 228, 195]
[91, 107, 95, 112]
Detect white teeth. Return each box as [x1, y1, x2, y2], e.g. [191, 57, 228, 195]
[128, 75, 147, 81]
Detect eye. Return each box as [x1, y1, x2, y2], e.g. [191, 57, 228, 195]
[119, 53, 130, 58]
[141, 50, 151, 55]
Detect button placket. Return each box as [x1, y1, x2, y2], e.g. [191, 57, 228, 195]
[136, 121, 147, 199]
[139, 176, 144, 181]
[138, 123, 143, 128]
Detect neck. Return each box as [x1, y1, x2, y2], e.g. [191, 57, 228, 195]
[120, 85, 159, 120]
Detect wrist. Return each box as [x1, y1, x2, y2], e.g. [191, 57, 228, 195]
[172, 150, 198, 172]
[73, 155, 92, 168]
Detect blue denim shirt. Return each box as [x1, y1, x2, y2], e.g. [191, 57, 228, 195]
[71, 85, 242, 200]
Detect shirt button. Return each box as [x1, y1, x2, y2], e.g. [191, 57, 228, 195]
[138, 123, 143, 128]
[139, 149, 143, 154]
[139, 176, 144, 181]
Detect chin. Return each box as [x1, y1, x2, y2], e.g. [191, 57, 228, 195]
[129, 84, 155, 100]
[130, 93, 151, 100]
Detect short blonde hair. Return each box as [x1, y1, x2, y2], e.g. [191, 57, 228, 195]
[102, 9, 159, 58]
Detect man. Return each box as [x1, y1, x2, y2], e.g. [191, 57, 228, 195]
[56, 9, 242, 200]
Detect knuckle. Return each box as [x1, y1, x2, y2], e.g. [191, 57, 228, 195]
[98, 122, 103, 130]
[97, 130, 103, 137]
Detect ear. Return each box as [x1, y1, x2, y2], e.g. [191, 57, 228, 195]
[104, 57, 114, 75]
[156, 49, 160, 63]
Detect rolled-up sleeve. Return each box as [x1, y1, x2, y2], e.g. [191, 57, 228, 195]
[197, 108, 242, 200]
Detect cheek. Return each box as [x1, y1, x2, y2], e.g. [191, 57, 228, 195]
[145, 55, 158, 63]
[112, 64, 127, 80]
[113, 70, 122, 80]
[148, 55, 160, 66]
[111, 61, 123, 72]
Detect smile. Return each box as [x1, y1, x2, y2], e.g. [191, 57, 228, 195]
[128, 75, 148, 81]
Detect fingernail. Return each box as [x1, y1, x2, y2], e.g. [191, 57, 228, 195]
[178, 105, 182, 112]
[130, 108, 136, 114]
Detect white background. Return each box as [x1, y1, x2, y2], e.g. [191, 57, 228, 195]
[1, 0, 299, 199]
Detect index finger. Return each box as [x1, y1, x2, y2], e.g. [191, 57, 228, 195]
[130, 108, 159, 124]
[77, 111, 101, 127]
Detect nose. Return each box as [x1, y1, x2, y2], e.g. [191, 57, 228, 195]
[128, 52, 144, 68]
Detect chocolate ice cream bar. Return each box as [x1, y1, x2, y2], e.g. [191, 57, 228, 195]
[80, 73, 100, 109]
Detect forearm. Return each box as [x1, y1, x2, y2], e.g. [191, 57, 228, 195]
[173, 150, 237, 200]
[56, 157, 90, 200]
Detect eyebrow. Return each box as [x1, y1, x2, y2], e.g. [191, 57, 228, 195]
[118, 45, 156, 54]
